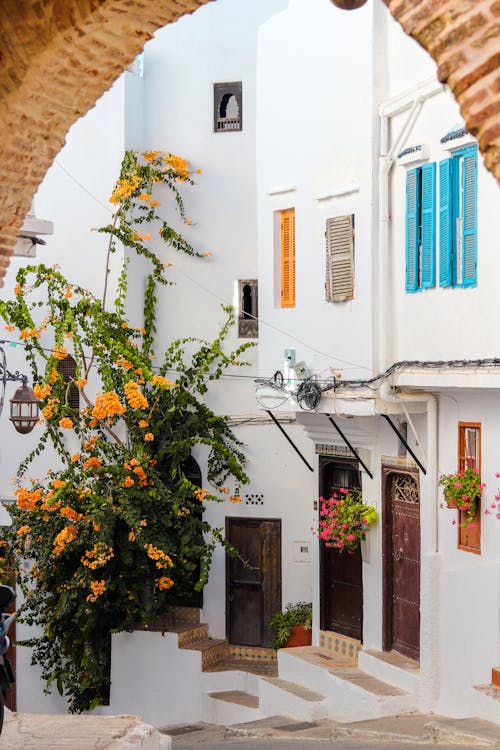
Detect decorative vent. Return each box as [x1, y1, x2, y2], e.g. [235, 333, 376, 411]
[214, 82, 242, 132]
[325, 214, 354, 302]
[245, 494, 264, 506]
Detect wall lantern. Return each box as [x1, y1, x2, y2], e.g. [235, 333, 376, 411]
[329, 0, 368, 9]
[0, 345, 39, 435]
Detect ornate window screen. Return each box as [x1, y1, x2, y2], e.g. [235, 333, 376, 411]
[238, 279, 258, 338]
[214, 82, 242, 132]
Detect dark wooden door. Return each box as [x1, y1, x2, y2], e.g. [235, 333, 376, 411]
[226, 518, 281, 647]
[383, 469, 420, 660]
[320, 457, 363, 641]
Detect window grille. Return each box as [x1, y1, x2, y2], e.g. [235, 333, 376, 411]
[238, 280, 258, 338]
[57, 355, 79, 411]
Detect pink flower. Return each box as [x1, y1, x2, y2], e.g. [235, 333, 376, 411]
[467, 523, 476, 529]
[439, 502, 444, 509]
[346, 534, 356, 542]
[342, 523, 349, 529]
[474, 467, 480, 474]
[496, 473, 500, 478]
[362, 517, 368, 524]
[461, 494, 469, 501]
[454, 482, 462, 489]
[451, 519, 457, 525]
[491, 503, 497, 509]
[339, 488, 348, 495]
[485, 509, 491, 515]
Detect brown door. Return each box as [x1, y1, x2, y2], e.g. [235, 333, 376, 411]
[226, 518, 281, 647]
[320, 457, 363, 641]
[383, 468, 420, 660]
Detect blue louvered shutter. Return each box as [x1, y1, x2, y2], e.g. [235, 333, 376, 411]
[421, 162, 436, 288]
[461, 146, 478, 287]
[439, 158, 453, 287]
[405, 169, 419, 292]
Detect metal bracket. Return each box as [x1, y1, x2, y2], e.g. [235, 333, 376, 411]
[266, 410, 314, 472]
[381, 414, 426, 475]
[325, 414, 373, 479]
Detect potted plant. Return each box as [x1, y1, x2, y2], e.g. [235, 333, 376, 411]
[439, 465, 483, 524]
[318, 489, 377, 553]
[270, 602, 312, 650]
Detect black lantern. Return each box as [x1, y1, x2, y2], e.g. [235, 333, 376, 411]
[9, 379, 39, 434]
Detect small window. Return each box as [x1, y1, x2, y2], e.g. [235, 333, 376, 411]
[57, 354, 79, 411]
[280, 208, 295, 308]
[405, 163, 436, 292]
[214, 82, 242, 132]
[238, 280, 258, 338]
[458, 422, 481, 553]
[439, 145, 477, 288]
[325, 215, 355, 302]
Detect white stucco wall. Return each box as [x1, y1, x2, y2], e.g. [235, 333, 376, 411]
[256, 0, 376, 381]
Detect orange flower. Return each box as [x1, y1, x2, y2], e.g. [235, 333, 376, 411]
[71, 454, 80, 462]
[52, 479, 65, 489]
[124, 381, 148, 410]
[128, 530, 136, 542]
[155, 576, 174, 591]
[75, 378, 87, 389]
[52, 347, 68, 361]
[92, 391, 126, 420]
[60, 506, 82, 523]
[59, 417, 73, 429]
[144, 432, 154, 442]
[151, 374, 172, 389]
[83, 457, 102, 471]
[149, 199, 160, 208]
[138, 419, 149, 428]
[122, 476, 135, 488]
[4, 324, 15, 332]
[64, 288, 73, 299]
[33, 383, 52, 399]
[14, 283, 22, 296]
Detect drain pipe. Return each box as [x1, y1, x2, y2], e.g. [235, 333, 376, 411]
[377, 80, 444, 373]
[380, 381, 439, 712]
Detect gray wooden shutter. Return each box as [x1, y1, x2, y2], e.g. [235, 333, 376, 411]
[325, 215, 354, 302]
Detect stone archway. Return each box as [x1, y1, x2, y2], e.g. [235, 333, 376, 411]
[1, 0, 500, 285]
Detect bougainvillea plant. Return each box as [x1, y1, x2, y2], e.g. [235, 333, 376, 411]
[438, 465, 484, 526]
[0, 150, 253, 712]
[318, 490, 377, 553]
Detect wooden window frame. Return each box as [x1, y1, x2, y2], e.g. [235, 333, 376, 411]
[457, 421, 481, 554]
[280, 208, 295, 309]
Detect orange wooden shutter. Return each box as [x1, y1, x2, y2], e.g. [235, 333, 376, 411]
[281, 208, 295, 308]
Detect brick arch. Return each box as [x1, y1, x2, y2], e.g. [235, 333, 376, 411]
[384, 1, 500, 180]
[1, 0, 499, 285]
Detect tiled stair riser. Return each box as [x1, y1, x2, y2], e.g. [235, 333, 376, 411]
[229, 645, 277, 664]
[178, 624, 209, 648]
[201, 641, 230, 670]
[319, 630, 360, 664]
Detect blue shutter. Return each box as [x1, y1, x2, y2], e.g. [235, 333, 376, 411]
[405, 169, 419, 292]
[461, 146, 478, 287]
[421, 162, 436, 288]
[439, 158, 453, 287]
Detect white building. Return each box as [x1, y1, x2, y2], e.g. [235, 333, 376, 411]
[2, 0, 500, 729]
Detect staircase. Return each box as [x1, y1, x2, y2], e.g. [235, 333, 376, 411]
[158, 611, 420, 726]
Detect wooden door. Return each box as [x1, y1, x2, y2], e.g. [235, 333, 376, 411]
[0, 550, 16, 711]
[383, 468, 420, 660]
[226, 518, 281, 647]
[320, 457, 363, 641]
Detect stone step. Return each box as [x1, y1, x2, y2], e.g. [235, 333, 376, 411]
[185, 637, 228, 670]
[205, 690, 262, 726]
[259, 677, 328, 722]
[357, 649, 420, 695]
[472, 683, 500, 726]
[278, 647, 417, 723]
[228, 645, 277, 663]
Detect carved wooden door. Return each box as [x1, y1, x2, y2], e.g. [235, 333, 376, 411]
[226, 518, 281, 647]
[383, 470, 420, 660]
[320, 457, 363, 641]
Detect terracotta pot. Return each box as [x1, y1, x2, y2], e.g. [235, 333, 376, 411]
[329, 0, 369, 10]
[444, 497, 458, 509]
[285, 624, 312, 648]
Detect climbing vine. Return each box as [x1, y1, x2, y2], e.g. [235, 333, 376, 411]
[0, 150, 252, 712]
